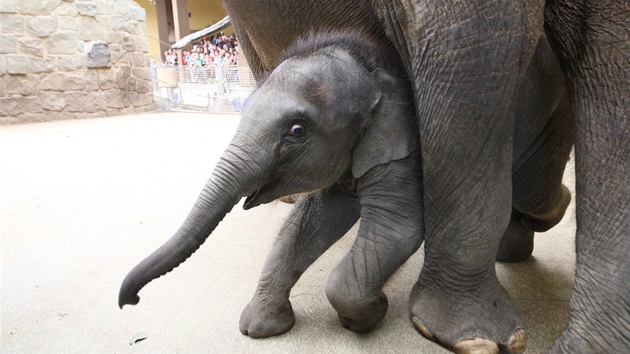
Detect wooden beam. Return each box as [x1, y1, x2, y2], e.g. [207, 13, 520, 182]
[171, 0, 190, 41]
[155, 0, 172, 56]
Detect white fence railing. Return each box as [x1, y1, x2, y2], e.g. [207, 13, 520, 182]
[151, 63, 256, 113]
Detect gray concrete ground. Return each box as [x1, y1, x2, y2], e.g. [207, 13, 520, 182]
[1, 112, 576, 353]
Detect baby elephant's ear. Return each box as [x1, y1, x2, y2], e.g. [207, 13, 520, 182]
[352, 68, 419, 179]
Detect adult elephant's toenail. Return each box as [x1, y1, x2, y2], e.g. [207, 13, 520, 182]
[452, 338, 499, 354]
[506, 329, 526, 354]
[411, 316, 436, 341]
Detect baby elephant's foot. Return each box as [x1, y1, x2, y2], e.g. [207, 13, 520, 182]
[336, 293, 388, 333]
[521, 184, 571, 232]
[326, 283, 389, 333]
[496, 210, 535, 263]
[410, 279, 526, 354]
[239, 297, 295, 338]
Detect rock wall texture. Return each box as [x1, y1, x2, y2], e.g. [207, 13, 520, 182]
[0, 0, 154, 124]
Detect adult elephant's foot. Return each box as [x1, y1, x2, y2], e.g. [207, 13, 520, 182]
[496, 210, 535, 263]
[521, 184, 571, 232]
[239, 298, 295, 338]
[549, 329, 602, 354]
[409, 278, 526, 354]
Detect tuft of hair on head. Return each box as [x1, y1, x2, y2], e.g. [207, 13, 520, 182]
[258, 30, 407, 86]
[280, 30, 384, 70]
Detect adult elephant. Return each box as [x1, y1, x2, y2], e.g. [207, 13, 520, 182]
[369, 1, 628, 353]
[120, 1, 629, 353]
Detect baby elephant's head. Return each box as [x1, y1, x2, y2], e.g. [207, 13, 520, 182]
[239, 44, 416, 209]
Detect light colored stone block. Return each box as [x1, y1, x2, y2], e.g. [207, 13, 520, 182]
[64, 91, 89, 112]
[0, 34, 17, 54]
[105, 90, 125, 108]
[130, 7, 145, 21]
[114, 0, 130, 16]
[121, 37, 135, 51]
[18, 38, 44, 56]
[19, 0, 62, 15]
[29, 57, 56, 73]
[83, 69, 100, 90]
[57, 55, 85, 71]
[132, 67, 151, 81]
[26, 16, 58, 37]
[57, 16, 79, 31]
[76, 2, 97, 16]
[129, 52, 146, 67]
[135, 37, 149, 52]
[109, 14, 125, 31]
[96, 68, 120, 90]
[41, 91, 66, 111]
[135, 79, 151, 94]
[39, 72, 85, 91]
[51, 1, 78, 16]
[91, 91, 108, 111]
[22, 96, 44, 113]
[0, 0, 17, 13]
[126, 20, 141, 35]
[0, 96, 22, 116]
[96, 1, 115, 15]
[6, 54, 29, 74]
[45, 31, 79, 54]
[78, 17, 107, 41]
[4, 74, 38, 95]
[131, 93, 153, 107]
[0, 14, 24, 34]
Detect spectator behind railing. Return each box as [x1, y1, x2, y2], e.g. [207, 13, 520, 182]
[163, 31, 240, 68]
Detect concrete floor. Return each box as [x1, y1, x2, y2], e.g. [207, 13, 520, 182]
[1, 112, 575, 353]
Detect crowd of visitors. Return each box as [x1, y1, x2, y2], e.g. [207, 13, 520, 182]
[163, 32, 239, 67]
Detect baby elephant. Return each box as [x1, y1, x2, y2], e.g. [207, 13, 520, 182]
[119, 31, 425, 337]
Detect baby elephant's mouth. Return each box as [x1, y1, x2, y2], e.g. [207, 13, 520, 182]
[243, 175, 283, 210]
[243, 189, 261, 210]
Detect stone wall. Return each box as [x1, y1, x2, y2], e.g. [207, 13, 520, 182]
[0, 0, 154, 124]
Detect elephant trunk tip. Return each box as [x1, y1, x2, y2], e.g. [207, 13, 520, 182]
[118, 293, 140, 309]
[118, 278, 141, 309]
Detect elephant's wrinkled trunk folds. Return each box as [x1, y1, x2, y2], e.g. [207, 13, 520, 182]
[119, 148, 259, 308]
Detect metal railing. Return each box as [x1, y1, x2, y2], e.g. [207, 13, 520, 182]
[151, 62, 256, 113]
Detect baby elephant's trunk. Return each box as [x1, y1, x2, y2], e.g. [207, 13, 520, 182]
[118, 150, 256, 308]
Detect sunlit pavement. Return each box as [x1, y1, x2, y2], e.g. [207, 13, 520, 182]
[1, 111, 575, 353]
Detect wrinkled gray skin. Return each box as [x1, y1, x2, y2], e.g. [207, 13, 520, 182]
[120, 0, 630, 353]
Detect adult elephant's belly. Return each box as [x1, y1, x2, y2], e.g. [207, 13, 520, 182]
[223, 0, 386, 69]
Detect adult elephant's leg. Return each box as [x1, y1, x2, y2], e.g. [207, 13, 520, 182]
[545, 0, 630, 352]
[240, 185, 360, 338]
[376, 0, 544, 352]
[325, 152, 424, 332]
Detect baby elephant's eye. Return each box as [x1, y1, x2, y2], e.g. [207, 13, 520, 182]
[289, 124, 305, 136]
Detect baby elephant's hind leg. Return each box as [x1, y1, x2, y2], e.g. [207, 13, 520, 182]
[499, 99, 573, 262]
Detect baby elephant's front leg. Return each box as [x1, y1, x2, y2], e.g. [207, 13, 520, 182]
[326, 153, 424, 332]
[240, 185, 360, 338]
